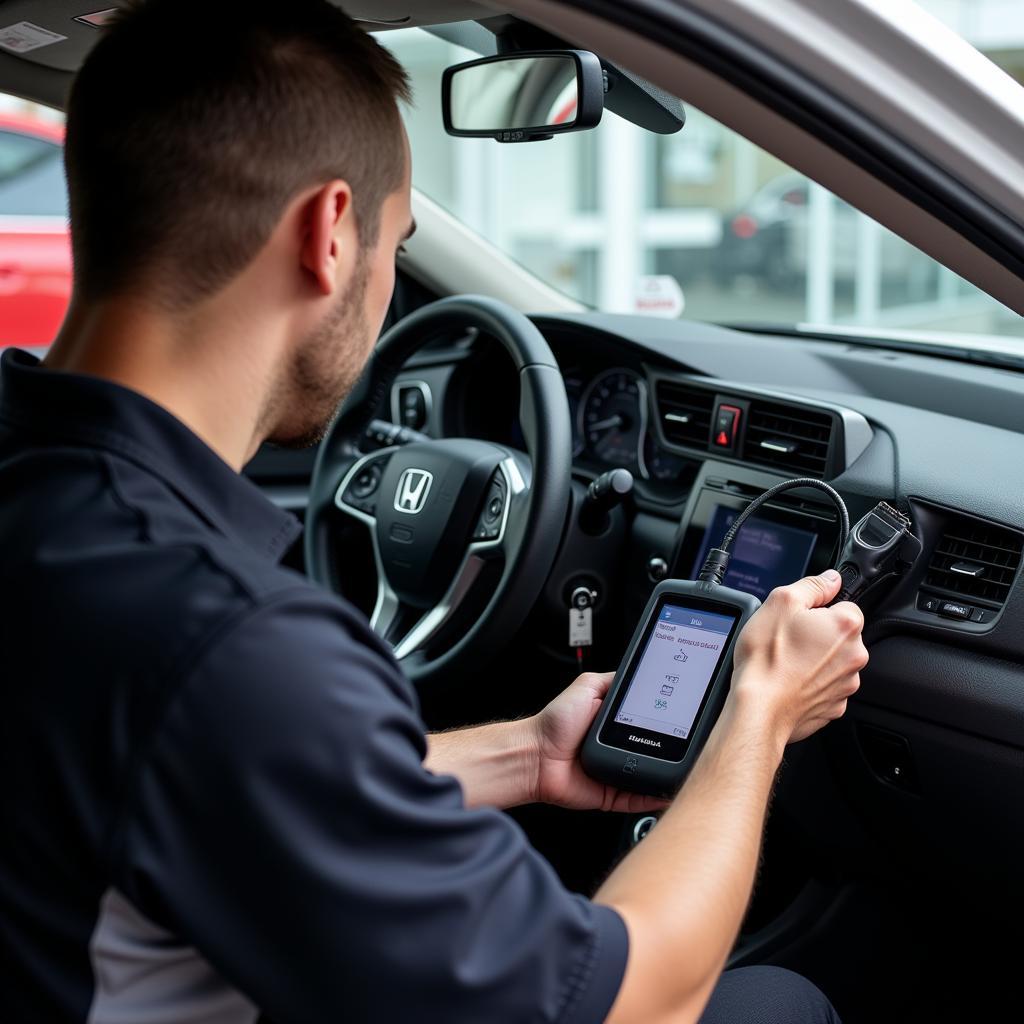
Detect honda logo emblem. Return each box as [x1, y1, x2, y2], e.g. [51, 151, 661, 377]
[394, 468, 433, 514]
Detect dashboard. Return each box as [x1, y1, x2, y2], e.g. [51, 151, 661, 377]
[383, 309, 1024, 890]
[394, 314, 1023, 641]
[413, 322, 704, 505]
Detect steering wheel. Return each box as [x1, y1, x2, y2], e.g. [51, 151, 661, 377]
[305, 295, 571, 686]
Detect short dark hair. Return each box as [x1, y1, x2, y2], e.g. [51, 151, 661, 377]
[64, 0, 411, 308]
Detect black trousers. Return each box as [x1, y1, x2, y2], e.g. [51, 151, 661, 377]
[699, 966, 841, 1024]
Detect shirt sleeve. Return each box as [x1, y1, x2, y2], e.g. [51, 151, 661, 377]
[114, 589, 628, 1024]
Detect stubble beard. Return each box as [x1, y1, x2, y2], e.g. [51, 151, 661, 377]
[265, 259, 371, 450]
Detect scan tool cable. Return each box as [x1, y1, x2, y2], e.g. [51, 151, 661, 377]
[697, 477, 851, 587]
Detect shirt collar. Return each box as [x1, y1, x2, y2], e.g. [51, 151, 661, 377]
[0, 348, 302, 562]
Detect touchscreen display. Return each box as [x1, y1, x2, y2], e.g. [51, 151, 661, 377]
[613, 603, 738, 740]
[692, 504, 817, 601]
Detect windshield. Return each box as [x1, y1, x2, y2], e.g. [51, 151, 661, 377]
[382, 14, 1024, 343]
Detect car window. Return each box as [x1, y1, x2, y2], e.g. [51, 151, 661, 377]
[382, 16, 1023, 342]
[0, 129, 67, 218]
[0, 96, 70, 351]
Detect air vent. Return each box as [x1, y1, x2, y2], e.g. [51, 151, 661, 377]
[744, 400, 834, 477]
[925, 515, 1023, 607]
[656, 381, 714, 447]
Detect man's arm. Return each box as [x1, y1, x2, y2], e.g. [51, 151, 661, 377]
[598, 569, 868, 1024]
[425, 718, 538, 810]
[426, 677, 669, 814]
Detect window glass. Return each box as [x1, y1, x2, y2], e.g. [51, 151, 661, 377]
[0, 95, 70, 350]
[0, 131, 68, 216]
[384, 7, 1023, 341]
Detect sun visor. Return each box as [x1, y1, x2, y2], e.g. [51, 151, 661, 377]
[0, 2, 117, 72]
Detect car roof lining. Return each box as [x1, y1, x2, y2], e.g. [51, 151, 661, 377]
[0, 1, 502, 74]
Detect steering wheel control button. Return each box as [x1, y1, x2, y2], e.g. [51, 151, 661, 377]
[340, 456, 396, 516]
[394, 382, 431, 431]
[712, 403, 741, 452]
[473, 471, 507, 541]
[351, 465, 382, 499]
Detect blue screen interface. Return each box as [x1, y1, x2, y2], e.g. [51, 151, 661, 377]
[614, 603, 736, 739]
[691, 504, 817, 601]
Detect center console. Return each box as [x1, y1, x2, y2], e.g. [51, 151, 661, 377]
[670, 462, 851, 597]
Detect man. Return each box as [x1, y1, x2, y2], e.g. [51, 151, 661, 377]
[0, 2, 867, 1022]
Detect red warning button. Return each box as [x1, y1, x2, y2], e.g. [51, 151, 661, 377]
[712, 404, 741, 452]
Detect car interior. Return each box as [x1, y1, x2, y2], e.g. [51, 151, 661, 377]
[1, 1, 1022, 1022]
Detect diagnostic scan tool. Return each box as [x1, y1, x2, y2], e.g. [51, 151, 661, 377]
[582, 478, 920, 796]
[585, 581, 761, 794]
[581, 580, 760, 796]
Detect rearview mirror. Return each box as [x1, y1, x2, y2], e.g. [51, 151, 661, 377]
[442, 50, 604, 143]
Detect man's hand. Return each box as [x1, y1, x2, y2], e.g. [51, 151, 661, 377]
[528, 672, 669, 814]
[730, 568, 869, 747]
[426, 673, 667, 812]
[598, 570, 869, 1024]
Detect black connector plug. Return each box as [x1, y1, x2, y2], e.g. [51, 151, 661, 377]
[698, 547, 731, 586]
[832, 500, 921, 606]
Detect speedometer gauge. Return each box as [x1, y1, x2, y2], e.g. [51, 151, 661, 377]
[580, 369, 648, 475]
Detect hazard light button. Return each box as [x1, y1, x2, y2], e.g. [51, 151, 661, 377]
[712, 404, 741, 452]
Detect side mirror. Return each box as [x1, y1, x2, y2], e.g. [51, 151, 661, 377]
[442, 50, 604, 143]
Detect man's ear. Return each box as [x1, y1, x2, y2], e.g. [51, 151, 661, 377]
[300, 180, 354, 296]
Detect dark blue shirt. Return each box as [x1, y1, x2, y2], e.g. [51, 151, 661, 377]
[0, 349, 627, 1023]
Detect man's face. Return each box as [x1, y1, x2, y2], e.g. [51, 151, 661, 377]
[269, 131, 414, 449]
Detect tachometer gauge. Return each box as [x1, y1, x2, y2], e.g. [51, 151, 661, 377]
[580, 369, 648, 475]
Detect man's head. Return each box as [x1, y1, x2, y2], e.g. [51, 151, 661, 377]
[64, 0, 414, 447]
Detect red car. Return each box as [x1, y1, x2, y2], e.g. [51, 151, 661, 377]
[0, 113, 70, 349]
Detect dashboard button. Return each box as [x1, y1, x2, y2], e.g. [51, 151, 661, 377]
[712, 404, 741, 452]
[939, 600, 972, 620]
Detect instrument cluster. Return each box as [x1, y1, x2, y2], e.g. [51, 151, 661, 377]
[565, 366, 697, 490]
